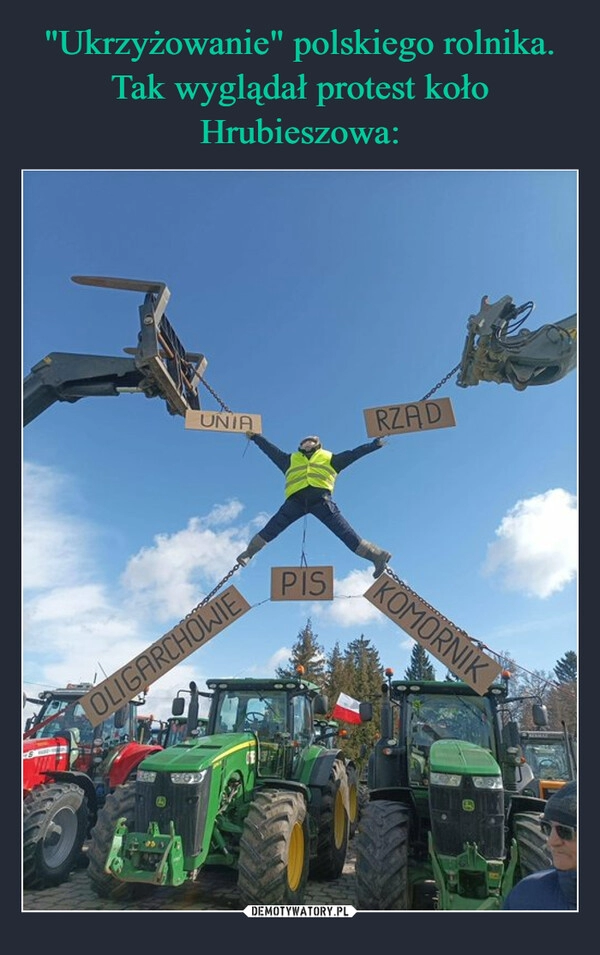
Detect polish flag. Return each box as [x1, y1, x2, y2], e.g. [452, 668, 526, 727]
[332, 692, 362, 725]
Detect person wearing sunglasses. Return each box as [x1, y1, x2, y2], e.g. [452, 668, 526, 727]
[237, 432, 392, 578]
[503, 780, 577, 910]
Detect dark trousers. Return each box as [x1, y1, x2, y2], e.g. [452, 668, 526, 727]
[259, 490, 361, 552]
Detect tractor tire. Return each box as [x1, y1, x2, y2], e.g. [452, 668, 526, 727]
[513, 811, 552, 878]
[238, 789, 309, 905]
[347, 764, 359, 839]
[87, 784, 152, 901]
[309, 757, 350, 880]
[358, 782, 370, 817]
[23, 782, 89, 889]
[355, 800, 410, 910]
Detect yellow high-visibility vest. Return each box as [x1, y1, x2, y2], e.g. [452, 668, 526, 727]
[284, 449, 336, 498]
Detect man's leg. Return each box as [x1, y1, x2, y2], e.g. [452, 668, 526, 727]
[311, 497, 362, 550]
[259, 497, 306, 542]
[237, 498, 305, 565]
[312, 497, 392, 578]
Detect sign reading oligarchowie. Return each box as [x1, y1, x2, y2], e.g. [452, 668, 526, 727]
[78, 585, 251, 723]
[363, 573, 501, 694]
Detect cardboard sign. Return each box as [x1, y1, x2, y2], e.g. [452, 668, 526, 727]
[363, 573, 502, 695]
[185, 410, 262, 433]
[78, 585, 251, 723]
[271, 566, 334, 601]
[363, 398, 456, 437]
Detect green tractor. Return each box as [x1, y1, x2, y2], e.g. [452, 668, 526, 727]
[87, 675, 351, 905]
[355, 671, 551, 910]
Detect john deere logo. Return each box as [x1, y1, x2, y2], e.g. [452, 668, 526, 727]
[156, 796, 167, 808]
[462, 799, 475, 812]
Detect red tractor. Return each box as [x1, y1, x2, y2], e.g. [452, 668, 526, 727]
[23, 683, 163, 889]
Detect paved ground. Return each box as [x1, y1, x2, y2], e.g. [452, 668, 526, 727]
[22, 842, 358, 913]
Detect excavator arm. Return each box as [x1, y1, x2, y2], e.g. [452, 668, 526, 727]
[457, 295, 577, 391]
[23, 276, 207, 426]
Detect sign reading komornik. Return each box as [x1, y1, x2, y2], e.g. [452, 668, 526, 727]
[78, 585, 251, 723]
[363, 573, 501, 694]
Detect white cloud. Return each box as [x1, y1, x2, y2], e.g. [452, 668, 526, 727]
[482, 488, 577, 598]
[22, 461, 262, 720]
[311, 568, 387, 626]
[22, 462, 95, 589]
[267, 647, 293, 671]
[121, 511, 250, 621]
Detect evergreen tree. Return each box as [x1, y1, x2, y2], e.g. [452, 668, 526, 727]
[342, 635, 383, 704]
[444, 669, 461, 682]
[324, 641, 349, 706]
[404, 643, 436, 680]
[329, 635, 384, 768]
[554, 651, 577, 684]
[275, 618, 326, 684]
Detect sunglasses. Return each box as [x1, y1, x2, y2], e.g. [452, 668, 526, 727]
[540, 819, 577, 841]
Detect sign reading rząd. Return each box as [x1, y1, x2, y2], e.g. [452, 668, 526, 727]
[363, 573, 501, 694]
[78, 585, 251, 723]
[363, 398, 456, 437]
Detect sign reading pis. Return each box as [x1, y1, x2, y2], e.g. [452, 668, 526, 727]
[271, 567, 334, 601]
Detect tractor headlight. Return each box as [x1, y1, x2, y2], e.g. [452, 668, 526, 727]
[137, 769, 157, 782]
[430, 772, 462, 787]
[473, 775, 503, 789]
[170, 771, 208, 785]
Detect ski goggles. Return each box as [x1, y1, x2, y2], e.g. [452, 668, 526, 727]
[540, 819, 577, 841]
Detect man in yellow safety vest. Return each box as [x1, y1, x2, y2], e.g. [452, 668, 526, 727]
[237, 433, 392, 578]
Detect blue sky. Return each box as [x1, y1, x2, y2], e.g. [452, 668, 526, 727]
[22, 169, 577, 724]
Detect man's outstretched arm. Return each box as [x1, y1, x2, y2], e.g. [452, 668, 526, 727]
[331, 438, 385, 473]
[246, 432, 290, 473]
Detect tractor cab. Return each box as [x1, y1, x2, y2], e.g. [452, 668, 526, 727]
[24, 684, 142, 773]
[203, 677, 327, 778]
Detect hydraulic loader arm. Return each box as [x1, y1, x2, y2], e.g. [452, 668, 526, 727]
[457, 295, 577, 391]
[23, 276, 207, 426]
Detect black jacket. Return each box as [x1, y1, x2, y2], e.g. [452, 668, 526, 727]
[249, 434, 383, 476]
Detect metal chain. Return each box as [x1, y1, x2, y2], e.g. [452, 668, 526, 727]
[384, 566, 487, 649]
[179, 563, 242, 622]
[198, 375, 234, 413]
[419, 362, 461, 402]
[300, 515, 309, 567]
[192, 366, 490, 653]
[197, 363, 463, 417]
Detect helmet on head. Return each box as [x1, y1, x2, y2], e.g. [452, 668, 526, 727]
[298, 435, 321, 452]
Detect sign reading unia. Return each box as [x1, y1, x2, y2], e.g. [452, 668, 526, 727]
[185, 410, 262, 434]
[363, 573, 501, 694]
[78, 585, 251, 723]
